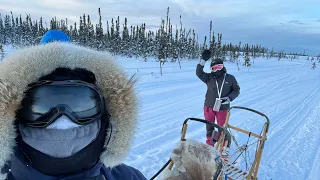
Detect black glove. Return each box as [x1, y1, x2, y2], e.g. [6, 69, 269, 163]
[201, 49, 212, 61]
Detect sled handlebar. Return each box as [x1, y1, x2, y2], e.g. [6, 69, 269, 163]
[183, 118, 232, 147]
[229, 106, 270, 133]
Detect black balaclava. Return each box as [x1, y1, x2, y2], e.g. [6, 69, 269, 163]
[15, 67, 109, 176]
[211, 58, 226, 77]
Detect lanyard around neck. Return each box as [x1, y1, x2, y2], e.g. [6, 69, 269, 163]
[215, 74, 226, 99]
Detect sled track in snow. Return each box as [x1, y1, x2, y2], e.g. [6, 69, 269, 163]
[308, 140, 320, 179]
[139, 86, 202, 116]
[263, 83, 320, 158]
[228, 69, 304, 130]
[261, 84, 320, 179]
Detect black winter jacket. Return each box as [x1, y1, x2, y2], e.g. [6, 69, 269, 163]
[196, 64, 240, 110]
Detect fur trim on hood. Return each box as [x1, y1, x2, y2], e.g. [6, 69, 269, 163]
[0, 43, 138, 174]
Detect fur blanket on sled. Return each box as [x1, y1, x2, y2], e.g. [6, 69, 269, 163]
[160, 139, 220, 180]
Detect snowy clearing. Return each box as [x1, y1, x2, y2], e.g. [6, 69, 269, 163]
[119, 56, 320, 180]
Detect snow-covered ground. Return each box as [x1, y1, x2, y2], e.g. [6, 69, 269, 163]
[2, 46, 320, 179]
[116, 56, 320, 180]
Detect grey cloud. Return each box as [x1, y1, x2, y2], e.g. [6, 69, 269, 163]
[288, 20, 307, 25]
[187, 15, 319, 55]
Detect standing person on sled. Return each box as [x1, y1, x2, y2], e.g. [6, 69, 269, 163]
[0, 30, 146, 180]
[196, 50, 240, 147]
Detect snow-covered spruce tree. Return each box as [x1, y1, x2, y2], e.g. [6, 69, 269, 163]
[104, 21, 112, 52]
[78, 15, 87, 46]
[214, 33, 223, 60]
[190, 30, 198, 59]
[8, 13, 16, 45]
[244, 55, 251, 67]
[277, 50, 285, 60]
[138, 23, 147, 61]
[4, 15, 11, 45]
[236, 42, 241, 71]
[60, 19, 69, 35]
[120, 17, 129, 56]
[70, 22, 79, 43]
[171, 24, 180, 68]
[243, 43, 251, 68]
[230, 45, 236, 63]
[22, 15, 33, 46]
[36, 17, 46, 42]
[114, 16, 121, 55]
[185, 29, 193, 59]
[146, 31, 155, 59]
[222, 44, 228, 60]
[0, 44, 4, 60]
[0, 15, 4, 44]
[208, 21, 213, 55]
[269, 48, 275, 59]
[202, 35, 207, 51]
[165, 7, 174, 60]
[95, 8, 104, 51]
[251, 45, 257, 64]
[141, 26, 149, 62]
[85, 15, 95, 48]
[178, 15, 185, 61]
[303, 50, 307, 56]
[110, 18, 116, 53]
[157, 19, 167, 76]
[14, 16, 22, 46]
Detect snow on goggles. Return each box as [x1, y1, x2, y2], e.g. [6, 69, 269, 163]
[16, 80, 106, 128]
[211, 64, 224, 72]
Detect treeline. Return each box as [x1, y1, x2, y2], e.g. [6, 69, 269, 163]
[0, 7, 309, 62]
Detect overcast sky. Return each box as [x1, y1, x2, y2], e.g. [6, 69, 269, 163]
[1, 0, 319, 55]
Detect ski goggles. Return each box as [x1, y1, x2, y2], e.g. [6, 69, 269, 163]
[211, 64, 224, 72]
[16, 80, 106, 128]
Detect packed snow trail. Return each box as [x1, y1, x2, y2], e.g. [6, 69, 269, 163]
[119, 57, 320, 180]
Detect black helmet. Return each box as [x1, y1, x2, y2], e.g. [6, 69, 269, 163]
[210, 58, 224, 67]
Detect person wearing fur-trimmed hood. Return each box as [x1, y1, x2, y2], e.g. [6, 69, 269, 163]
[0, 31, 146, 179]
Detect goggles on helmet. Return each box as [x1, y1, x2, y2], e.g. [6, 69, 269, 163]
[211, 64, 224, 72]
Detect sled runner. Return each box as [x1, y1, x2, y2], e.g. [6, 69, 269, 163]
[150, 106, 270, 180]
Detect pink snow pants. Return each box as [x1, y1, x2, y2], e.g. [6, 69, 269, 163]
[204, 105, 228, 146]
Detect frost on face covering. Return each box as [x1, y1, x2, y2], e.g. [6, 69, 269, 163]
[19, 115, 100, 158]
[46, 115, 82, 129]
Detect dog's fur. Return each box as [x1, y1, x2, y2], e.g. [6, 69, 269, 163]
[161, 140, 219, 180]
[0, 43, 138, 177]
